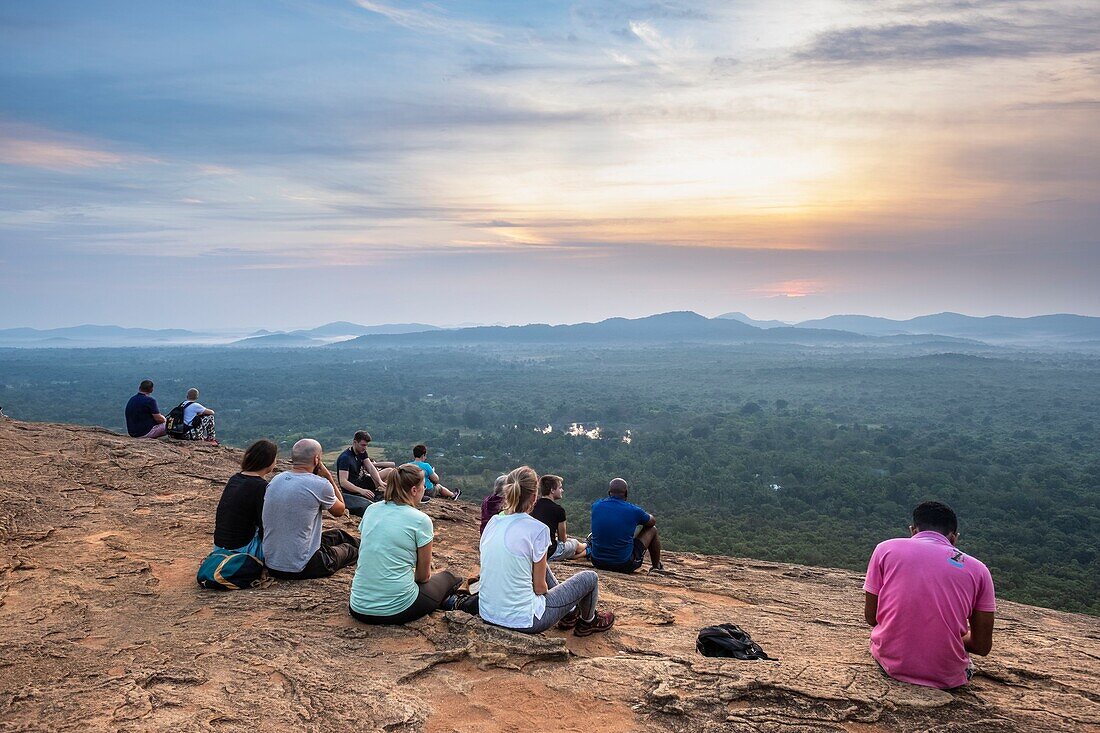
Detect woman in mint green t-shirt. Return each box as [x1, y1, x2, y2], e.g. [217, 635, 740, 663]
[348, 464, 462, 624]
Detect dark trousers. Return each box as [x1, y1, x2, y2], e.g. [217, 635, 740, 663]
[269, 529, 360, 580]
[349, 571, 461, 625]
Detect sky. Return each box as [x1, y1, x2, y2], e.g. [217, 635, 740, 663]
[1, 0, 1098, 329]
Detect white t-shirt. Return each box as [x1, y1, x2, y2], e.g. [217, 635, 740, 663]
[478, 512, 550, 628]
[183, 402, 206, 425]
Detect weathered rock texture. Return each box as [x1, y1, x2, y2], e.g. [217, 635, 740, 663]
[0, 418, 1097, 732]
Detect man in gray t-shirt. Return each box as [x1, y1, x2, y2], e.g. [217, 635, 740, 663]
[262, 438, 359, 579]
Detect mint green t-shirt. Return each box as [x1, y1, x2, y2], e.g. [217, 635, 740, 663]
[349, 501, 434, 616]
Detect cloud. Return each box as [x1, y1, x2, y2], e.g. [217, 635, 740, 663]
[350, 0, 502, 44]
[795, 14, 1099, 65]
[0, 124, 154, 171]
[750, 279, 828, 298]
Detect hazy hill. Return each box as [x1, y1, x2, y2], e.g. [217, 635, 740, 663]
[291, 321, 442, 338]
[797, 312, 1100, 342]
[335, 311, 874, 346]
[716, 311, 790, 328]
[227, 332, 324, 348]
[2, 416, 1096, 731]
[0, 324, 204, 346]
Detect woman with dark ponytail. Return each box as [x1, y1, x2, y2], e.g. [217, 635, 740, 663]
[348, 464, 462, 624]
[478, 466, 614, 635]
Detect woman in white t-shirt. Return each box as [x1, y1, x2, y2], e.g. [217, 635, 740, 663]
[479, 466, 614, 636]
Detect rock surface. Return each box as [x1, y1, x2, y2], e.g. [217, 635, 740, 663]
[0, 417, 1097, 732]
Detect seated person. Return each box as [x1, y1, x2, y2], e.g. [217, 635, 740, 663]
[336, 430, 394, 517]
[864, 501, 996, 689]
[479, 466, 614, 636]
[530, 474, 586, 561]
[589, 477, 663, 573]
[212, 439, 278, 555]
[180, 388, 217, 444]
[412, 444, 461, 500]
[262, 438, 359, 580]
[348, 464, 463, 624]
[479, 474, 507, 535]
[125, 379, 166, 439]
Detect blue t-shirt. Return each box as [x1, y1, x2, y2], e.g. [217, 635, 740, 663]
[124, 393, 160, 437]
[413, 460, 435, 492]
[590, 496, 651, 564]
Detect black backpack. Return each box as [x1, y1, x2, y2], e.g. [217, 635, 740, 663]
[165, 401, 195, 439]
[696, 624, 777, 660]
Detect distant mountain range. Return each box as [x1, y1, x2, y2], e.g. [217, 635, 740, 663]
[794, 312, 1100, 342]
[2, 313, 1097, 349]
[716, 312, 790, 329]
[333, 311, 961, 347]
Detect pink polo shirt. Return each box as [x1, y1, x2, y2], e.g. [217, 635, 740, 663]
[864, 531, 996, 689]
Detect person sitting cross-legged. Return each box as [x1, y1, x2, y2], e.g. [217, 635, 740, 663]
[530, 474, 586, 561]
[864, 501, 996, 689]
[588, 477, 663, 573]
[348, 464, 463, 625]
[125, 379, 166, 439]
[262, 438, 359, 580]
[479, 466, 614, 636]
[336, 430, 394, 517]
[412, 444, 460, 501]
[179, 387, 217, 444]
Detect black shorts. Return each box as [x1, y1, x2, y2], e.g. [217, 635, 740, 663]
[591, 538, 646, 573]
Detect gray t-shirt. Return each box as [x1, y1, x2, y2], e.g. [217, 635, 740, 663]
[261, 471, 337, 572]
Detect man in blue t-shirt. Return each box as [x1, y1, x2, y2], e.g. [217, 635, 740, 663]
[124, 379, 166, 439]
[589, 477, 663, 573]
[412, 443, 461, 500]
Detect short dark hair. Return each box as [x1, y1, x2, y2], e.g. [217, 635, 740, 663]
[241, 439, 278, 473]
[138, 379, 154, 393]
[353, 430, 371, 443]
[538, 474, 562, 496]
[413, 444, 427, 458]
[912, 501, 958, 536]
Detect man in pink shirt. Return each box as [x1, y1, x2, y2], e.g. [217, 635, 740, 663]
[863, 501, 996, 689]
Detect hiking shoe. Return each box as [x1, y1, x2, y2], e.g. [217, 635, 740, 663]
[441, 593, 460, 611]
[556, 609, 581, 630]
[450, 488, 462, 501]
[573, 610, 615, 637]
[420, 495, 432, 504]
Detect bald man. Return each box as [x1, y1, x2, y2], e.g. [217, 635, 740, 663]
[262, 438, 360, 579]
[588, 477, 663, 573]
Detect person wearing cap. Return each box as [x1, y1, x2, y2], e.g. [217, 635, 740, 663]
[588, 477, 663, 573]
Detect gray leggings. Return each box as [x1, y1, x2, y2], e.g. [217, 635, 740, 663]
[514, 568, 599, 634]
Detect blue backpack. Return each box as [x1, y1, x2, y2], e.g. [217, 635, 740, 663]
[197, 534, 264, 590]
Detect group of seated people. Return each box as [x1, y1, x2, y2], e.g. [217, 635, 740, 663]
[202, 430, 997, 689]
[125, 379, 217, 444]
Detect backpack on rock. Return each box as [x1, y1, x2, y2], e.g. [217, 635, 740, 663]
[696, 623, 777, 660]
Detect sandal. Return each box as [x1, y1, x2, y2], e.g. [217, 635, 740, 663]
[573, 610, 615, 636]
[556, 609, 581, 630]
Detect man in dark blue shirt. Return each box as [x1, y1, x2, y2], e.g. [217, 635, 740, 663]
[125, 379, 166, 438]
[335, 430, 395, 516]
[589, 477, 664, 573]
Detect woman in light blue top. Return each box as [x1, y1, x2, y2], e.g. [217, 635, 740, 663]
[479, 466, 615, 636]
[349, 464, 461, 624]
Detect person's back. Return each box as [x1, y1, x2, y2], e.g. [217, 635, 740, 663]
[478, 512, 548, 627]
[125, 392, 159, 437]
[865, 513, 996, 689]
[214, 473, 267, 550]
[350, 501, 433, 616]
[589, 495, 648, 564]
[261, 470, 334, 573]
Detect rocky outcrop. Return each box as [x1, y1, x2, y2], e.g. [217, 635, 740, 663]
[0, 417, 1097, 732]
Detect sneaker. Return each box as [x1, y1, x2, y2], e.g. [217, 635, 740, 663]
[556, 609, 581, 630]
[441, 593, 460, 611]
[449, 488, 462, 501]
[573, 610, 615, 637]
[420, 495, 432, 504]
